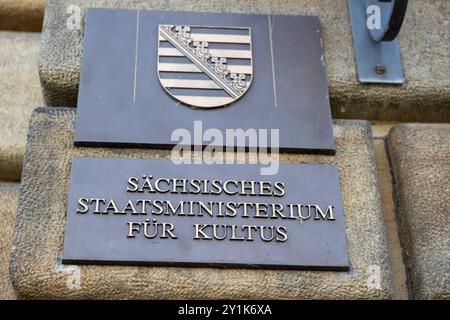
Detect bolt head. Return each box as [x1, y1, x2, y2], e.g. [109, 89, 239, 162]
[375, 64, 386, 75]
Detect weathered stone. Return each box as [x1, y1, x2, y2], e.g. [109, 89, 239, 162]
[387, 124, 450, 300]
[39, 0, 450, 122]
[0, 32, 43, 181]
[0, 182, 20, 300]
[373, 138, 409, 300]
[10, 107, 392, 299]
[0, 0, 45, 32]
[371, 122, 395, 139]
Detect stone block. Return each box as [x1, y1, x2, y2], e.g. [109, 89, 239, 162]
[10, 107, 393, 299]
[373, 139, 409, 299]
[0, 0, 45, 32]
[0, 31, 43, 181]
[387, 124, 450, 300]
[0, 183, 20, 300]
[38, 0, 450, 122]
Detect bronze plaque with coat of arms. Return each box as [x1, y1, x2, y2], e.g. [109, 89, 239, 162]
[74, 8, 335, 153]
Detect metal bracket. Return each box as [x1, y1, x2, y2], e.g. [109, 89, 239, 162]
[348, 0, 408, 84]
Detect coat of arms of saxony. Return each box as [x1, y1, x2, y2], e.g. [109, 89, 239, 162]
[157, 24, 253, 108]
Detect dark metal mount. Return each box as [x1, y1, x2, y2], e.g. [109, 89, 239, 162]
[348, 0, 409, 84]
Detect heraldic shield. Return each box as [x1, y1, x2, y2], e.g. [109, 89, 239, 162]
[158, 24, 253, 108]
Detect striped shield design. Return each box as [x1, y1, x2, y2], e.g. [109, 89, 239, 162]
[158, 24, 253, 108]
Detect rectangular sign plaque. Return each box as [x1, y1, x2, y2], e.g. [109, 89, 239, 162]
[62, 157, 349, 270]
[74, 8, 335, 154]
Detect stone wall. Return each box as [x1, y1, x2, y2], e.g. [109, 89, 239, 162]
[388, 124, 450, 300]
[0, 183, 20, 300]
[0, 2, 44, 300]
[0, 32, 43, 181]
[0, 0, 45, 32]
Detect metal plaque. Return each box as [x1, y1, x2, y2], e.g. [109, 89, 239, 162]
[62, 157, 349, 270]
[74, 8, 335, 154]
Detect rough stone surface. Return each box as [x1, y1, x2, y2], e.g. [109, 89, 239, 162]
[373, 139, 409, 300]
[0, 0, 45, 32]
[39, 0, 450, 122]
[0, 182, 20, 300]
[388, 124, 450, 300]
[0, 32, 43, 181]
[10, 107, 392, 299]
[371, 122, 396, 139]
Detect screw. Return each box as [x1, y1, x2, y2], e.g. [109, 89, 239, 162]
[374, 64, 386, 75]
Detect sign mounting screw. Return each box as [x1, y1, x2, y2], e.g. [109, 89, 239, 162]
[374, 64, 386, 75]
